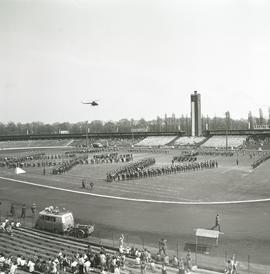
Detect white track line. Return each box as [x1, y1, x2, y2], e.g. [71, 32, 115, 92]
[1, 175, 270, 205]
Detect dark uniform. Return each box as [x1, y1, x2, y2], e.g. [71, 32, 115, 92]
[21, 204, 26, 218]
[10, 204, 15, 217]
[82, 179, 86, 189]
[211, 214, 221, 232]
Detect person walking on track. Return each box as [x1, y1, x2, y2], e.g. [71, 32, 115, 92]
[211, 213, 221, 232]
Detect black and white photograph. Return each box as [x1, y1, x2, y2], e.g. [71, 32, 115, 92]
[1, 0, 270, 273]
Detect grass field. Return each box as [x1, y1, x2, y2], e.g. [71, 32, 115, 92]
[1, 148, 270, 272]
[2, 150, 270, 202]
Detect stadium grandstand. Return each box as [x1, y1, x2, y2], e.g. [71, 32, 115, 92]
[0, 139, 73, 149]
[70, 138, 143, 148]
[201, 135, 247, 149]
[135, 136, 178, 147]
[2, 133, 270, 151]
[244, 135, 270, 150]
[174, 136, 206, 147]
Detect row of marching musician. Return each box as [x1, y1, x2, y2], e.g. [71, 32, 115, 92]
[52, 155, 88, 175]
[107, 159, 218, 181]
[90, 153, 133, 164]
[106, 158, 155, 182]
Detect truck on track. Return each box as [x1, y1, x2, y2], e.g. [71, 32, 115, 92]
[35, 206, 94, 238]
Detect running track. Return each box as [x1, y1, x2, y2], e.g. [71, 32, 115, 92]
[1, 175, 270, 268]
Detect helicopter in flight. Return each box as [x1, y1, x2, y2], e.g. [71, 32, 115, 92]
[81, 100, 99, 106]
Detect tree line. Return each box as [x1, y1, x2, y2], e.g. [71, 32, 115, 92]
[1, 114, 266, 136]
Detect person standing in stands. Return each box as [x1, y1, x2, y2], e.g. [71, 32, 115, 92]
[90, 182, 94, 191]
[161, 263, 167, 274]
[82, 179, 86, 189]
[31, 203, 37, 217]
[224, 260, 232, 274]
[211, 213, 221, 232]
[9, 261, 18, 274]
[27, 258, 35, 273]
[78, 254, 84, 274]
[21, 204, 26, 218]
[231, 254, 238, 274]
[119, 234, 125, 250]
[186, 249, 192, 272]
[178, 257, 185, 274]
[141, 260, 147, 274]
[10, 203, 15, 217]
[158, 238, 167, 256]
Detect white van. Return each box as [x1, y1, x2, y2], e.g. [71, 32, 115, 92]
[35, 207, 74, 234]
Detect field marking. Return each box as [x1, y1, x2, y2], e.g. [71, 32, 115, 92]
[0, 169, 197, 200]
[1, 175, 270, 205]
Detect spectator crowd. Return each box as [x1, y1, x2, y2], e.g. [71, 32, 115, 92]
[0, 242, 198, 274]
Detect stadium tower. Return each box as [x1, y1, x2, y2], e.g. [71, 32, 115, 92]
[190, 91, 202, 136]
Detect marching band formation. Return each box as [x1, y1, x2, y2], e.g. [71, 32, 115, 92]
[251, 152, 270, 169]
[106, 158, 155, 182]
[52, 155, 89, 175]
[106, 158, 218, 182]
[89, 153, 133, 164]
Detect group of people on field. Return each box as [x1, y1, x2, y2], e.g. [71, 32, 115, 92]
[106, 158, 155, 182]
[128, 148, 171, 154]
[52, 155, 88, 175]
[89, 153, 133, 164]
[196, 150, 234, 157]
[251, 152, 270, 169]
[67, 147, 119, 155]
[107, 159, 218, 182]
[0, 153, 77, 169]
[0, 153, 45, 168]
[172, 155, 198, 163]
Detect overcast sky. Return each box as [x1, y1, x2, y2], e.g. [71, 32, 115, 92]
[1, 0, 270, 123]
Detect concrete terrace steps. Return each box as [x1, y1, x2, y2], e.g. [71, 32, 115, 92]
[135, 136, 178, 147]
[196, 137, 210, 147]
[0, 235, 52, 259]
[0, 229, 84, 259]
[11, 231, 83, 254]
[173, 137, 207, 147]
[0, 236, 48, 260]
[16, 227, 117, 254]
[10, 229, 103, 258]
[0, 231, 62, 255]
[16, 227, 91, 249]
[166, 136, 181, 146]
